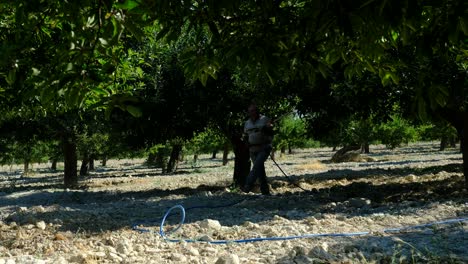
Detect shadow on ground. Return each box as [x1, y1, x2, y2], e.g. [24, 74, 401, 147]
[1, 161, 466, 236]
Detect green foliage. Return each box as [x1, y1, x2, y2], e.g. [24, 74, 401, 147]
[377, 115, 419, 149]
[273, 114, 309, 151]
[0, 139, 56, 166]
[145, 144, 171, 171]
[417, 123, 458, 144]
[76, 132, 110, 160]
[344, 117, 377, 147]
[186, 127, 225, 155]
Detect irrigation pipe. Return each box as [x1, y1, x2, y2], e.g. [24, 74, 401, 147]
[133, 201, 468, 244]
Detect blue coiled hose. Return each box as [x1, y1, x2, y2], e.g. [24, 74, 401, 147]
[133, 199, 468, 244]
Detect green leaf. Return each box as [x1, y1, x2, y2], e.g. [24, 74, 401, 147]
[32, 68, 41, 76]
[111, 16, 119, 38]
[91, 87, 110, 96]
[126, 105, 142, 118]
[123, 19, 145, 41]
[318, 63, 328, 78]
[6, 70, 16, 85]
[99, 38, 108, 46]
[115, 0, 140, 10]
[325, 50, 341, 65]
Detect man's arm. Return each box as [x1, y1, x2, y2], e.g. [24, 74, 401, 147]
[262, 117, 274, 137]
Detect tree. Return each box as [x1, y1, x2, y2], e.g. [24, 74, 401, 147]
[2, 1, 467, 187]
[273, 114, 308, 154]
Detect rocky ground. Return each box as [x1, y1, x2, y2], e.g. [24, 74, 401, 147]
[0, 142, 466, 264]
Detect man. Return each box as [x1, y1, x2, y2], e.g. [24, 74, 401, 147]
[242, 103, 273, 195]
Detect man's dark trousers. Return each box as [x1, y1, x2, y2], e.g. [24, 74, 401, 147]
[245, 145, 272, 195]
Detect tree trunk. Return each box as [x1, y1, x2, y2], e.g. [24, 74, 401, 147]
[51, 159, 57, 171]
[23, 160, 30, 176]
[193, 154, 198, 163]
[101, 156, 107, 167]
[288, 145, 292, 154]
[449, 138, 457, 148]
[63, 137, 78, 188]
[166, 144, 182, 173]
[440, 137, 448, 151]
[80, 156, 89, 176]
[280, 146, 286, 154]
[231, 135, 250, 188]
[89, 158, 95, 171]
[211, 150, 217, 159]
[222, 142, 229, 165]
[361, 143, 370, 153]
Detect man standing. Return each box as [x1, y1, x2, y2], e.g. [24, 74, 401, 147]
[243, 103, 273, 195]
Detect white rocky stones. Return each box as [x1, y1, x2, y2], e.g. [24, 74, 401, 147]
[186, 247, 200, 256]
[17, 207, 27, 213]
[108, 252, 123, 262]
[200, 219, 222, 230]
[170, 253, 187, 262]
[32, 206, 45, 213]
[35, 221, 46, 230]
[215, 254, 240, 264]
[116, 239, 133, 255]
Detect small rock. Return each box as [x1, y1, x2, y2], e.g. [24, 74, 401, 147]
[348, 198, 371, 208]
[54, 233, 67, 241]
[116, 240, 133, 255]
[273, 215, 287, 221]
[293, 246, 308, 256]
[134, 244, 145, 253]
[92, 251, 106, 258]
[170, 253, 187, 262]
[336, 215, 346, 221]
[36, 221, 46, 230]
[108, 252, 122, 262]
[200, 219, 222, 230]
[406, 174, 417, 181]
[215, 254, 240, 264]
[265, 227, 278, 237]
[242, 221, 260, 229]
[107, 246, 117, 254]
[17, 207, 28, 213]
[187, 247, 200, 256]
[33, 206, 46, 213]
[309, 243, 335, 261]
[202, 247, 218, 255]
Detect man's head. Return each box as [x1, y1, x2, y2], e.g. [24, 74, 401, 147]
[248, 103, 259, 121]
